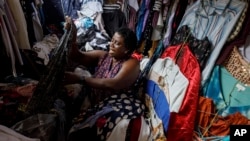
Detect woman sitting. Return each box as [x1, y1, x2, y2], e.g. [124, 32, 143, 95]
[63, 17, 145, 141]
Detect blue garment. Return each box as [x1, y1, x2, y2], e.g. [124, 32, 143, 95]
[203, 65, 250, 119]
[61, 0, 82, 19]
[136, 0, 146, 41]
[146, 80, 170, 132]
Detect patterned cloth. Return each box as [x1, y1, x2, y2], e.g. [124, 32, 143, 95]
[69, 93, 145, 141]
[203, 65, 250, 119]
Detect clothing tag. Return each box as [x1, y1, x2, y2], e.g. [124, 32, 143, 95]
[236, 83, 246, 92]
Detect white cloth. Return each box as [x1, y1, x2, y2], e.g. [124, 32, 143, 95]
[32, 34, 59, 65]
[107, 116, 151, 141]
[106, 119, 130, 141]
[0, 125, 40, 141]
[7, 0, 31, 49]
[140, 57, 150, 71]
[78, 1, 103, 19]
[151, 11, 164, 41]
[148, 57, 189, 112]
[128, 0, 139, 11]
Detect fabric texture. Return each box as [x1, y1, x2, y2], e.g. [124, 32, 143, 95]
[203, 65, 250, 119]
[161, 43, 201, 141]
[178, 0, 246, 85]
[91, 53, 132, 106]
[223, 47, 250, 85]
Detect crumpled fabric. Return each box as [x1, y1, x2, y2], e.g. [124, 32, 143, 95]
[196, 96, 250, 137]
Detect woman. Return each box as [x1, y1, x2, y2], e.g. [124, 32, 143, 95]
[64, 17, 145, 141]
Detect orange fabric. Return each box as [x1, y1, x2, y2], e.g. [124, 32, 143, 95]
[209, 112, 249, 136]
[196, 96, 216, 137]
[196, 96, 250, 137]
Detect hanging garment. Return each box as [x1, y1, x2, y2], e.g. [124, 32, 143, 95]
[42, 0, 65, 25]
[216, 2, 250, 65]
[161, 44, 201, 141]
[145, 57, 189, 140]
[170, 25, 212, 70]
[102, 9, 127, 38]
[135, 0, 147, 41]
[238, 34, 250, 63]
[78, 0, 103, 19]
[203, 65, 250, 119]
[0, 8, 17, 77]
[178, 0, 246, 85]
[6, 0, 31, 50]
[147, 57, 189, 113]
[162, 0, 179, 47]
[61, 0, 82, 19]
[23, 22, 73, 115]
[1, 1, 24, 66]
[31, 2, 44, 42]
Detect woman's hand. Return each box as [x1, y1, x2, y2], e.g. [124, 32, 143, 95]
[64, 16, 81, 62]
[63, 71, 81, 85]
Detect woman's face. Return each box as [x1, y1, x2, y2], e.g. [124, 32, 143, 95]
[109, 32, 128, 58]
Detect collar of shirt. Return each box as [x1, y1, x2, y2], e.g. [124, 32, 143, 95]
[194, 0, 231, 16]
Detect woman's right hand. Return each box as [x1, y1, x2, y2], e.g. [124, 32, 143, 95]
[63, 71, 81, 85]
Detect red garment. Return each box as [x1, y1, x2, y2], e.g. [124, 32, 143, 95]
[129, 116, 142, 141]
[161, 44, 201, 141]
[131, 52, 143, 61]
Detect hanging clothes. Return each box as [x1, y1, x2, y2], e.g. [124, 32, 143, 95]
[23, 23, 73, 115]
[6, 0, 31, 50]
[203, 65, 250, 119]
[177, 0, 246, 85]
[145, 56, 189, 138]
[216, 2, 250, 65]
[170, 25, 212, 70]
[161, 43, 201, 141]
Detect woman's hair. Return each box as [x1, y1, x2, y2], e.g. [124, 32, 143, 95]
[115, 27, 138, 55]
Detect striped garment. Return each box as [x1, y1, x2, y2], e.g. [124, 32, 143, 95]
[178, 0, 246, 85]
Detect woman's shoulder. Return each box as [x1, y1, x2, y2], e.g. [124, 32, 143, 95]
[123, 57, 140, 68]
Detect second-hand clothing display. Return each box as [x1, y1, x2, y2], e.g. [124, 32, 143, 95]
[0, 0, 250, 141]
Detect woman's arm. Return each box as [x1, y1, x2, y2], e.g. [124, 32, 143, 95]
[65, 16, 107, 67]
[85, 58, 140, 90]
[64, 58, 140, 90]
